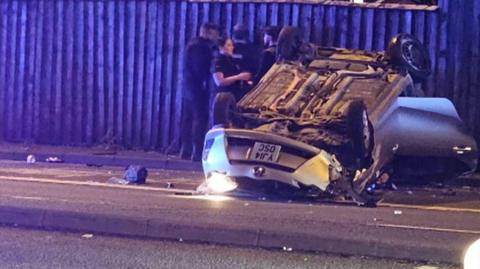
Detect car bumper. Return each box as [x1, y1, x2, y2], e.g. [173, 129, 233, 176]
[202, 127, 343, 191]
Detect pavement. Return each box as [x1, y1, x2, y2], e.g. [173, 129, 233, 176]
[0, 142, 478, 266]
[0, 142, 202, 171]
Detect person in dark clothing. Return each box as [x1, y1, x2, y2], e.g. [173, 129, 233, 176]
[212, 37, 252, 101]
[232, 24, 261, 76]
[254, 26, 281, 84]
[179, 22, 220, 161]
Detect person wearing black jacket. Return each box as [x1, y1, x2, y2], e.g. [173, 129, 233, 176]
[212, 37, 252, 101]
[232, 24, 261, 76]
[254, 26, 281, 84]
[179, 23, 219, 161]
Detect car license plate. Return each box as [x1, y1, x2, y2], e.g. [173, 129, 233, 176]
[249, 142, 281, 163]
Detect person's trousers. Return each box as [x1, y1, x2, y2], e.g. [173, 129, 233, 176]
[180, 96, 209, 153]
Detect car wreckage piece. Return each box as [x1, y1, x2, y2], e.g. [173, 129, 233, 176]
[201, 27, 478, 206]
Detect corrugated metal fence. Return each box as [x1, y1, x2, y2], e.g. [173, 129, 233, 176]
[0, 0, 478, 149]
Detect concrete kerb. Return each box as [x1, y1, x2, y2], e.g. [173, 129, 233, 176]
[0, 205, 464, 264]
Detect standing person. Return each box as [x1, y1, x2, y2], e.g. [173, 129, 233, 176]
[212, 37, 252, 102]
[254, 26, 281, 84]
[232, 24, 260, 76]
[179, 22, 220, 161]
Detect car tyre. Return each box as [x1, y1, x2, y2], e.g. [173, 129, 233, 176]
[344, 100, 374, 166]
[387, 33, 431, 81]
[212, 92, 237, 127]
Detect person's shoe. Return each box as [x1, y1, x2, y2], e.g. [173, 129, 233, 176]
[179, 146, 192, 160]
[190, 146, 202, 162]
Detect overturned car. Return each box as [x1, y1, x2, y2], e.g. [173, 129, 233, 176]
[200, 27, 478, 206]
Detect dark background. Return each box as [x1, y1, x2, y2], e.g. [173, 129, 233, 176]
[0, 0, 477, 149]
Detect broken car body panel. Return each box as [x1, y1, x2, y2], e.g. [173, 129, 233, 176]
[202, 35, 478, 205]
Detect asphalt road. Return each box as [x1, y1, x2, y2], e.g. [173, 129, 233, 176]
[0, 226, 458, 269]
[0, 160, 478, 209]
[0, 161, 478, 264]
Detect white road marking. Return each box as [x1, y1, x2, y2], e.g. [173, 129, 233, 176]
[11, 195, 47, 201]
[0, 175, 478, 214]
[8, 195, 71, 203]
[380, 202, 480, 214]
[376, 223, 480, 235]
[0, 175, 194, 195]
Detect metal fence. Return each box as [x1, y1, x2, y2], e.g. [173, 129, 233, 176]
[0, 0, 478, 149]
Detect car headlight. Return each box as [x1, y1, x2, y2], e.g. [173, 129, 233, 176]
[464, 238, 480, 269]
[204, 172, 238, 194]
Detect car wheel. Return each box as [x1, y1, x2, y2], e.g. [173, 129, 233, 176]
[212, 92, 237, 127]
[344, 100, 374, 166]
[387, 33, 431, 81]
[276, 26, 303, 61]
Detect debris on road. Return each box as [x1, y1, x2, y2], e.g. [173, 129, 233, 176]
[86, 163, 103, 167]
[442, 188, 456, 196]
[107, 177, 130, 185]
[123, 165, 148, 184]
[415, 266, 440, 269]
[282, 246, 293, 252]
[92, 150, 117, 156]
[394, 210, 403, 215]
[26, 155, 36, 164]
[81, 234, 94, 239]
[45, 156, 64, 163]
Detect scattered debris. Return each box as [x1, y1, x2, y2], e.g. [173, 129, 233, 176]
[282, 246, 293, 252]
[415, 266, 439, 269]
[431, 182, 445, 188]
[107, 177, 130, 185]
[441, 188, 456, 196]
[81, 234, 94, 239]
[26, 154, 36, 164]
[123, 165, 148, 184]
[86, 163, 103, 167]
[92, 150, 117, 156]
[45, 156, 64, 163]
[394, 210, 403, 215]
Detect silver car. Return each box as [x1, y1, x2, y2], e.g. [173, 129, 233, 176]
[200, 28, 478, 206]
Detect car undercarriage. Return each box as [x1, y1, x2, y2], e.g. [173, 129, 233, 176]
[201, 28, 477, 206]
